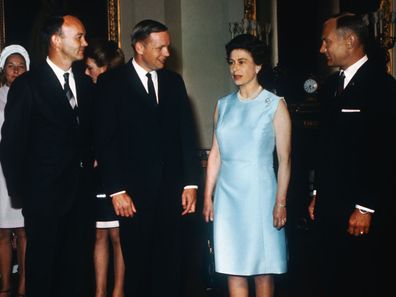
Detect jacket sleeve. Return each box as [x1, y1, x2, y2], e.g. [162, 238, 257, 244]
[0, 76, 32, 198]
[177, 74, 200, 187]
[93, 73, 126, 195]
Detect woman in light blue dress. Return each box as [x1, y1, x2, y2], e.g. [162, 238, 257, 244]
[203, 34, 291, 297]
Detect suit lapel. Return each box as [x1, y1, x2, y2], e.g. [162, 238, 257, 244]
[125, 61, 158, 108]
[38, 64, 79, 125]
[341, 61, 370, 95]
[157, 70, 166, 106]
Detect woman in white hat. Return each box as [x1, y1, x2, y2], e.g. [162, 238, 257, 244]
[0, 44, 30, 297]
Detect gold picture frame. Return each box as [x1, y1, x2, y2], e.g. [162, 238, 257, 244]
[107, 0, 121, 47]
[244, 0, 256, 21]
[0, 0, 120, 51]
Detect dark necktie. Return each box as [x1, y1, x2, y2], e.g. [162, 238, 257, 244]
[336, 71, 345, 96]
[63, 72, 79, 123]
[146, 72, 157, 105]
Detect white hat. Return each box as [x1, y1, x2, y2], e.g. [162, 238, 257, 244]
[0, 44, 30, 71]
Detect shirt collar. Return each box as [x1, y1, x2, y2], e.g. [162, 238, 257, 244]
[46, 57, 74, 86]
[132, 58, 157, 84]
[342, 55, 368, 88]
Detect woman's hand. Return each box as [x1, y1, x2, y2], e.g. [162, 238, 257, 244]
[273, 202, 287, 229]
[202, 198, 214, 223]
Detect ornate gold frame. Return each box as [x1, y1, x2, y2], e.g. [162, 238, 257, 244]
[107, 0, 121, 47]
[244, 0, 256, 21]
[0, 0, 120, 51]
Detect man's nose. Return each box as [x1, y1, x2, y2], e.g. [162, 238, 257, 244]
[163, 47, 170, 57]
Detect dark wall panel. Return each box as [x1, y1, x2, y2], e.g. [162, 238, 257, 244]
[4, 0, 108, 67]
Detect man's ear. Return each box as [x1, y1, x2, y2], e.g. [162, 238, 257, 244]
[346, 33, 356, 49]
[51, 34, 61, 50]
[135, 41, 145, 55]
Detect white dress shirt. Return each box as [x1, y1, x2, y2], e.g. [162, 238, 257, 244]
[46, 57, 78, 106]
[132, 58, 159, 103]
[341, 55, 368, 89]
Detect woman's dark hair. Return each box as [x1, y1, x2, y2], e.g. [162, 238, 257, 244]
[226, 34, 273, 89]
[85, 39, 125, 70]
[226, 34, 266, 65]
[130, 19, 168, 50]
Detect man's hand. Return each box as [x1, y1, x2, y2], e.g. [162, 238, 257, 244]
[181, 188, 197, 215]
[308, 194, 316, 221]
[347, 208, 372, 236]
[111, 192, 137, 217]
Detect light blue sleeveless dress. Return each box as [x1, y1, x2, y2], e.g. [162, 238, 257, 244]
[213, 89, 287, 276]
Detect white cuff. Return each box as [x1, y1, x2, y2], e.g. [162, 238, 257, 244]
[355, 204, 375, 214]
[110, 190, 126, 197]
[184, 185, 198, 189]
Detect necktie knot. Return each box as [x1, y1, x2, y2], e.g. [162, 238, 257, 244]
[64, 72, 70, 82]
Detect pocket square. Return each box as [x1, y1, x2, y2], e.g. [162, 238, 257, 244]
[341, 109, 360, 112]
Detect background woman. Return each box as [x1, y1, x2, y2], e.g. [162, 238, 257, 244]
[0, 44, 30, 297]
[85, 39, 125, 297]
[203, 34, 291, 297]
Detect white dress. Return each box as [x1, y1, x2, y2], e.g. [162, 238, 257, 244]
[0, 85, 24, 228]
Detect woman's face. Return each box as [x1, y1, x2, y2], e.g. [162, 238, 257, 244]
[85, 57, 107, 83]
[4, 54, 27, 86]
[228, 49, 261, 88]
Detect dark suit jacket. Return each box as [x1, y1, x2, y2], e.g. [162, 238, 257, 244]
[94, 60, 199, 210]
[0, 62, 95, 216]
[315, 60, 396, 227]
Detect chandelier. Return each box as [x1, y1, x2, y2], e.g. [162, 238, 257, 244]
[228, 0, 271, 47]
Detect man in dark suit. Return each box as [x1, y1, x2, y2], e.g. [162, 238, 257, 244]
[308, 13, 396, 297]
[0, 15, 95, 297]
[94, 19, 200, 297]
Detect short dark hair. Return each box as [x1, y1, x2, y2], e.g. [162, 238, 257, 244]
[130, 19, 168, 50]
[225, 34, 267, 66]
[39, 15, 64, 54]
[335, 13, 369, 51]
[85, 39, 125, 70]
